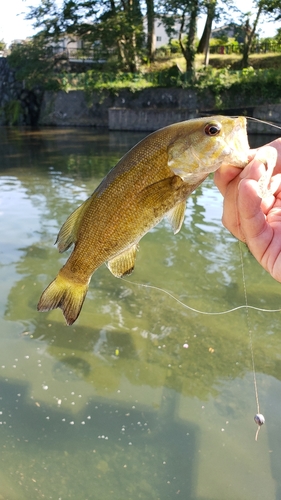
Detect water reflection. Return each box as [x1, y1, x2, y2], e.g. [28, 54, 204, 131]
[0, 127, 281, 500]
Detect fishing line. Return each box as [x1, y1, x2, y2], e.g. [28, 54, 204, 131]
[238, 240, 264, 441]
[121, 276, 281, 316]
[234, 120, 277, 440]
[124, 115, 280, 438]
[122, 266, 270, 441]
[245, 116, 281, 132]
[233, 116, 281, 132]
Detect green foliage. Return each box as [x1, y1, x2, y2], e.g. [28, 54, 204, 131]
[229, 68, 281, 102]
[154, 45, 171, 58]
[169, 39, 182, 54]
[65, 70, 156, 92]
[209, 37, 227, 48]
[7, 36, 68, 91]
[209, 37, 242, 55]
[210, 35, 228, 46]
[3, 99, 22, 125]
[275, 28, 281, 42]
[0, 39, 6, 51]
[61, 63, 281, 110]
[193, 65, 281, 108]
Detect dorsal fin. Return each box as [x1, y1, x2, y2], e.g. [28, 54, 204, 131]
[166, 200, 186, 234]
[107, 245, 138, 278]
[55, 196, 93, 253]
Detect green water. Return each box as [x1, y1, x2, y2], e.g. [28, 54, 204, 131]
[1, 126, 281, 500]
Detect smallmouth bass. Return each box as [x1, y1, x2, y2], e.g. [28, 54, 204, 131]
[38, 116, 250, 325]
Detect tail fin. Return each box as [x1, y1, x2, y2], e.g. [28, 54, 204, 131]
[37, 273, 89, 326]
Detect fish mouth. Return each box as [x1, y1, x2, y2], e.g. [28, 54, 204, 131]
[226, 116, 250, 167]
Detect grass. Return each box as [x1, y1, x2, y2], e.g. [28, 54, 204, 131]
[144, 51, 281, 73]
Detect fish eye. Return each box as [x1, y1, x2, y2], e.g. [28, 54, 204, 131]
[204, 123, 221, 136]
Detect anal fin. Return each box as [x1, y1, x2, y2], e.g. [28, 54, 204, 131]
[107, 245, 138, 278]
[166, 200, 186, 234]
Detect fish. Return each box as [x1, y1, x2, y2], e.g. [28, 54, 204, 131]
[37, 115, 250, 325]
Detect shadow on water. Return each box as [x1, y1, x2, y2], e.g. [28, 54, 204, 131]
[0, 127, 147, 179]
[0, 375, 201, 500]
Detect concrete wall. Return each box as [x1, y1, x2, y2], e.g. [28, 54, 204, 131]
[250, 104, 281, 134]
[38, 88, 281, 134]
[108, 108, 197, 131]
[109, 107, 281, 133]
[38, 88, 199, 128]
[39, 90, 111, 127]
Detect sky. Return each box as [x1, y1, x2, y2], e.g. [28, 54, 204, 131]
[0, 0, 279, 48]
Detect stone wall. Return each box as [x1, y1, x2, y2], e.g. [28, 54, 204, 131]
[0, 57, 42, 125]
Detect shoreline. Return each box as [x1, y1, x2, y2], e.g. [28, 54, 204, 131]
[38, 89, 281, 134]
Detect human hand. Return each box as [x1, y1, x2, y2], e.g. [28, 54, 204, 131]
[214, 138, 281, 282]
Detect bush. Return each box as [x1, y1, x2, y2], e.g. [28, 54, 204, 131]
[8, 36, 67, 91]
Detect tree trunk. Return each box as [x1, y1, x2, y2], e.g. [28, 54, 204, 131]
[146, 0, 155, 62]
[107, 0, 128, 68]
[179, 0, 199, 74]
[241, 5, 262, 68]
[197, 0, 216, 67]
[123, 0, 143, 72]
[197, 0, 216, 55]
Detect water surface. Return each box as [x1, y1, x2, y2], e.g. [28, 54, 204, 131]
[0, 127, 281, 500]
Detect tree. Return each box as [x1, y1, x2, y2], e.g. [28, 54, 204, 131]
[239, 0, 281, 68]
[26, 0, 145, 72]
[195, 0, 280, 69]
[197, 0, 217, 66]
[8, 35, 65, 90]
[160, 0, 202, 74]
[180, 0, 199, 73]
[197, 0, 244, 66]
[240, 6, 262, 68]
[262, 0, 281, 19]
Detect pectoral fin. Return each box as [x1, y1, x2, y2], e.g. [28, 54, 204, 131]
[166, 200, 186, 234]
[140, 176, 183, 206]
[56, 196, 93, 253]
[107, 245, 138, 278]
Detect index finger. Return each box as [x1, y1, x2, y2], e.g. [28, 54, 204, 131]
[238, 176, 272, 263]
[214, 165, 243, 197]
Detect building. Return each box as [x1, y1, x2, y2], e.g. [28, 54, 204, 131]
[144, 16, 189, 49]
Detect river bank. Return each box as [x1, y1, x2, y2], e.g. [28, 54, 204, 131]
[1, 56, 281, 133]
[38, 88, 281, 134]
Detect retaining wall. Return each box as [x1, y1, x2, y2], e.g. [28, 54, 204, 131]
[108, 108, 197, 131]
[1, 56, 281, 132]
[0, 57, 42, 125]
[38, 88, 199, 128]
[38, 89, 281, 134]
